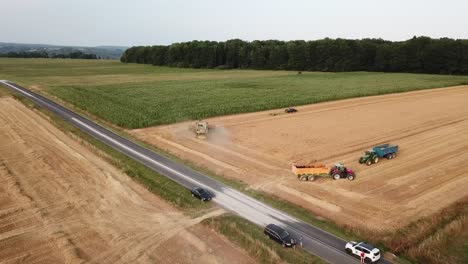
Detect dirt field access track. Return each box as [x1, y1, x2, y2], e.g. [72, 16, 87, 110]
[131, 86, 468, 231]
[0, 98, 253, 264]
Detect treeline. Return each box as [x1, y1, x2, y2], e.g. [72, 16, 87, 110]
[0, 51, 98, 59]
[121, 37, 468, 74]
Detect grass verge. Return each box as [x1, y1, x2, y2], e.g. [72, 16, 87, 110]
[385, 197, 468, 264]
[202, 214, 326, 264]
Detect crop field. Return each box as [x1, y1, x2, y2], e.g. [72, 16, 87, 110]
[0, 96, 253, 263]
[2, 58, 468, 263]
[131, 86, 468, 232]
[132, 86, 468, 263]
[1, 58, 468, 128]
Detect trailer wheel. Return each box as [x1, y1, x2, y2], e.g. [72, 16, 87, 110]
[366, 160, 372, 166]
[300, 175, 308, 181]
[333, 174, 341, 180]
[374, 157, 379, 163]
[309, 175, 316, 181]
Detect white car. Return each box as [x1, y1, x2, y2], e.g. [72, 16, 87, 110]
[345, 241, 381, 263]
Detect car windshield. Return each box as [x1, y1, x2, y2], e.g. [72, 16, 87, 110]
[280, 230, 290, 239]
[198, 189, 207, 195]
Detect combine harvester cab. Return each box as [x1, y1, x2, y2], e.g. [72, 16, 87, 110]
[359, 143, 399, 166]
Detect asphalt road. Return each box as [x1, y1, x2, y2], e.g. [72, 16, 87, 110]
[1, 80, 392, 264]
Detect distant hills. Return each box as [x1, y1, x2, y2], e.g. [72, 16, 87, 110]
[0, 42, 127, 59]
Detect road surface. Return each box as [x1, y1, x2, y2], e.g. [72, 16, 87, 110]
[0, 80, 392, 264]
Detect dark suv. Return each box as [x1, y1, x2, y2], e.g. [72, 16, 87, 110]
[264, 224, 296, 247]
[191, 187, 213, 201]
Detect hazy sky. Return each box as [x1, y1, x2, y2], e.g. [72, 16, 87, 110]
[0, 0, 467, 47]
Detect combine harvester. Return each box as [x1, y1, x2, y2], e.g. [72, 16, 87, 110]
[194, 120, 209, 139]
[359, 143, 399, 166]
[292, 163, 355, 181]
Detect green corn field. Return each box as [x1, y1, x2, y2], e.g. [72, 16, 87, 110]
[2, 58, 468, 129]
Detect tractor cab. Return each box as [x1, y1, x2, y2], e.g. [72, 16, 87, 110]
[330, 163, 355, 181]
[359, 150, 378, 165]
[334, 163, 346, 172]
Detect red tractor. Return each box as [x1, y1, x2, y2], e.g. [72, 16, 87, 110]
[329, 163, 355, 181]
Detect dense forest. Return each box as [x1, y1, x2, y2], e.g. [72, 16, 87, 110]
[0, 51, 98, 59]
[121, 37, 468, 74]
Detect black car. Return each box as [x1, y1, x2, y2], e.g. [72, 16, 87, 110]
[285, 107, 297, 113]
[264, 224, 296, 247]
[191, 187, 213, 201]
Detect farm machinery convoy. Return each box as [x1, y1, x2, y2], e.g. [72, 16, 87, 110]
[191, 118, 399, 182]
[292, 163, 355, 181]
[292, 143, 399, 181]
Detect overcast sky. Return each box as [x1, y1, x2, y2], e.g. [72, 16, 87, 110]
[0, 0, 467, 47]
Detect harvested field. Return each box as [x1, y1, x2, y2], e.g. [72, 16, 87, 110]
[131, 86, 468, 231]
[0, 97, 253, 264]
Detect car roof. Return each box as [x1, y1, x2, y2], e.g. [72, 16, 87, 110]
[358, 242, 376, 250]
[266, 224, 285, 233]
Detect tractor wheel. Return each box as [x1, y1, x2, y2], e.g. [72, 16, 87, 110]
[374, 157, 379, 163]
[392, 153, 397, 158]
[366, 160, 372, 166]
[347, 174, 355, 181]
[386, 154, 391, 160]
[333, 174, 341, 180]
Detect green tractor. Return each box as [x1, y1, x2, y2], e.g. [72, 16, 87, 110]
[359, 144, 399, 166]
[359, 150, 380, 166]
